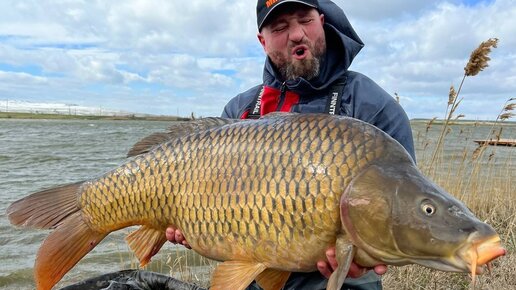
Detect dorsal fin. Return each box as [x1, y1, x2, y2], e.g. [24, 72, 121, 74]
[127, 117, 243, 157]
[260, 112, 298, 119]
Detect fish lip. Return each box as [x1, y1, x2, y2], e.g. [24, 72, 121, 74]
[420, 235, 506, 274]
[455, 234, 506, 273]
[469, 235, 506, 265]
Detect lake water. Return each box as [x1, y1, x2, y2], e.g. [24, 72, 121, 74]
[0, 119, 514, 289]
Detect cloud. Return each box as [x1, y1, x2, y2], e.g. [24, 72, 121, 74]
[335, 0, 438, 20]
[0, 0, 514, 119]
[0, 71, 47, 85]
[103, 0, 258, 56]
[346, 0, 516, 119]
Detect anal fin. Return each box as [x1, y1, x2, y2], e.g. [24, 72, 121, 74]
[126, 225, 167, 267]
[327, 234, 356, 290]
[211, 261, 267, 290]
[255, 268, 291, 290]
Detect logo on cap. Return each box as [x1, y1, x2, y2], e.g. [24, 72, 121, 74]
[266, 0, 279, 8]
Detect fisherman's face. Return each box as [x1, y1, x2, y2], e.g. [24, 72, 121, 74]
[258, 5, 326, 81]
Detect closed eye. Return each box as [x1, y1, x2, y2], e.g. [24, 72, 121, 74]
[271, 24, 287, 33]
[273, 27, 286, 33]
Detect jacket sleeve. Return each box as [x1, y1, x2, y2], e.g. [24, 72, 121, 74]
[347, 72, 416, 162]
[221, 85, 263, 119]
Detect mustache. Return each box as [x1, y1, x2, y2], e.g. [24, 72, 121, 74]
[288, 40, 313, 51]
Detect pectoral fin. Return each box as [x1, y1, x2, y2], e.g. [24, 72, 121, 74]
[255, 268, 291, 290]
[211, 261, 267, 290]
[125, 225, 167, 267]
[327, 235, 356, 290]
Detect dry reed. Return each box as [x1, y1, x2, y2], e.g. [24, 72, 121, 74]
[464, 38, 499, 77]
[427, 38, 499, 175]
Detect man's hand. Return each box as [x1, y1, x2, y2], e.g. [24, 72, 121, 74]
[165, 226, 191, 249]
[317, 247, 387, 279]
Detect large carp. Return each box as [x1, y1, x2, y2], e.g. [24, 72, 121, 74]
[7, 113, 505, 290]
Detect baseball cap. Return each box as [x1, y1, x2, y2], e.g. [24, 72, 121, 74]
[256, 0, 319, 30]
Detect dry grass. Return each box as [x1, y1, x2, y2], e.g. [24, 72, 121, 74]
[164, 246, 217, 288]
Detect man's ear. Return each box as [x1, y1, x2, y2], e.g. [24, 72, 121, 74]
[257, 33, 267, 51]
[320, 13, 325, 25]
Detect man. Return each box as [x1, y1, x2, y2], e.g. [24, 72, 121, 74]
[167, 0, 415, 289]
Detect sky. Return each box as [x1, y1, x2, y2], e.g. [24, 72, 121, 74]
[0, 0, 514, 120]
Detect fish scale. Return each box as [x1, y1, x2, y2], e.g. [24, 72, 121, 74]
[7, 113, 505, 290]
[81, 115, 375, 269]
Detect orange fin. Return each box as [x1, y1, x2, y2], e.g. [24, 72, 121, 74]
[211, 261, 267, 290]
[126, 225, 167, 267]
[327, 235, 356, 290]
[7, 182, 82, 229]
[255, 268, 291, 290]
[35, 212, 107, 290]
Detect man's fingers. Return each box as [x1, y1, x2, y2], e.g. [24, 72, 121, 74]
[317, 261, 332, 279]
[166, 226, 192, 248]
[316, 245, 387, 280]
[166, 227, 176, 243]
[325, 247, 338, 271]
[346, 263, 387, 278]
[166, 227, 187, 246]
[175, 231, 184, 243]
[347, 262, 366, 278]
[373, 264, 388, 275]
[317, 247, 337, 279]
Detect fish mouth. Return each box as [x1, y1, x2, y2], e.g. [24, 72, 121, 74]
[412, 234, 506, 281]
[455, 234, 506, 282]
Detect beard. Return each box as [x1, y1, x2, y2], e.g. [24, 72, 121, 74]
[270, 36, 326, 81]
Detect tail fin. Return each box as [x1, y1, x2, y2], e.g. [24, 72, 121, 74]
[6, 183, 107, 290]
[7, 182, 82, 229]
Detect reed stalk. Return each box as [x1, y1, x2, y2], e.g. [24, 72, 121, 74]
[426, 38, 499, 175]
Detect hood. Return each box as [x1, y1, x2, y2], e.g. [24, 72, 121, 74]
[262, 0, 364, 93]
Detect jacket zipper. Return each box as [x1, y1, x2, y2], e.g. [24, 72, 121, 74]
[275, 81, 287, 111]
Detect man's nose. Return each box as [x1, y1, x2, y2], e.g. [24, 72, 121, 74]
[288, 23, 305, 43]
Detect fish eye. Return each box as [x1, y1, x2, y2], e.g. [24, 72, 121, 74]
[421, 203, 436, 216]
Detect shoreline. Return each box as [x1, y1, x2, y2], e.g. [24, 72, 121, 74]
[410, 119, 515, 126]
[1, 112, 515, 125]
[0, 112, 190, 121]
